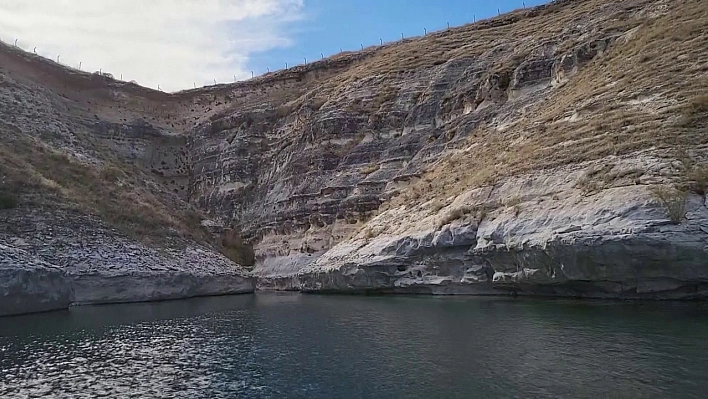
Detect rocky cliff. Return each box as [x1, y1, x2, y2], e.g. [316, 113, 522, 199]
[1, 0, 707, 315]
[0, 36, 258, 316]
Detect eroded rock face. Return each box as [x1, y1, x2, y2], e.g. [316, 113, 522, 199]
[0, 43, 256, 314]
[1, 0, 706, 309]
[294, 154, 708, 299]
[183, 0, 707, 296]
[0, 209, 255, 307]
[190, 36, 614, 260]
[0, 242, 72, 316]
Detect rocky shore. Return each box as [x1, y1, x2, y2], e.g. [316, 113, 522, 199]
[1, 0, 707, 315]
[289, 153, 708, 299]
[0, 210, 255, 317]
[0, 242, 72, 316]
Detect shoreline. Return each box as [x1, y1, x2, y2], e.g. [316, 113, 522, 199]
[7, 283, 708, 319]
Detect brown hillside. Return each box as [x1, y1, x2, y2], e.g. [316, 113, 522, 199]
[0, 0, 706, 266]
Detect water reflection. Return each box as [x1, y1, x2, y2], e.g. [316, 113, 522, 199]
[1, 294, 707, 398]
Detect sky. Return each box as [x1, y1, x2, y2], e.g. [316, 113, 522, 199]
[0, 0, 549, 92]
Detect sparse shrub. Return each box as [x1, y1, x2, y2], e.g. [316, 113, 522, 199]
[676, 148, 694, 170]
[513, 204, 521, 217]
[504, 196, 522, 207]
[100, 165, 123, 182]
[220, 229, 255, 267]
[361, 226, 384, 242]
[310, 97, 327, 110]
[576, 176, 602, 194]
[678, 95, 708, 127]
[275, 104, 295, 119]
[676, 150, 708, 197]
[436, 205, 477, 228]
[372, 86, 398, 109]
[650, 185, 688, 224]
[686, 165, 708, 197]
[429, 199, 445, 213]
[360, 163, 380, 175]
[0, 193, 18, 209]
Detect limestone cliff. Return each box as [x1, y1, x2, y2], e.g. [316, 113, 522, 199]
[1, 0, 707, 314]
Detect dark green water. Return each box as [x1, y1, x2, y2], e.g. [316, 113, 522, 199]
[1, 294, 708, 398]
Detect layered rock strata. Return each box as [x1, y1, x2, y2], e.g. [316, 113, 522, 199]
[0, 210, 255, 316]
[1, 0, 707, 313]
[0, 242, 72, 316]
[295, 153, 708, 298]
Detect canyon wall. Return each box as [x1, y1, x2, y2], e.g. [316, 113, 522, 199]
[1, 0, 707, 314]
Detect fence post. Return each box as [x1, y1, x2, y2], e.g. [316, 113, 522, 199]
[380, 38, 383, 45]
[321, 53, 324, 60]
[304, 57, 307, 64]
[424, 27, 427, 35]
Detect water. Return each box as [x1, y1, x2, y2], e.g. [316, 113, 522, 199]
[1, 294, 708, 398]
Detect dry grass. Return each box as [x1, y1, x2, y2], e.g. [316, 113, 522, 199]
[575, 176, 603, 195]
[503, 196, 523, 207]
[371, 86, 399, 110]
[436, 205, 486, 228]
[388, 0, 708, 207]
[650, 185, 688, 224]
[429, 198, 446, 213]
[678, 94, 708, 127]
[2, 0, 706, 255]
[360, 163, 381, 175]
[676, 148, 708, 196]
[0, 136, 209, 245]
[503, 197, 523, 216]
[687, 166, 708, 196]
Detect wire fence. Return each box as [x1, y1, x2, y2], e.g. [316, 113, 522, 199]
[0, 1, 534, 92]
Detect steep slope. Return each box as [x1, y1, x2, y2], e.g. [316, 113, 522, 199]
[188, 0, 706, 296]
[290, 0, 708, 297]
[1, 0, 707, 313]
[0, 42, 255, 316]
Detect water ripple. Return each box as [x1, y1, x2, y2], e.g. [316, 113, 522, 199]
[1, 295, 708, 398]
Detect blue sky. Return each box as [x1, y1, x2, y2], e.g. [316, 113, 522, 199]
[0, 0, 550, 91]
[248, 0, 550, 75]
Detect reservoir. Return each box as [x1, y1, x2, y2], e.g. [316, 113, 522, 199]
[1, 293, 707, 398]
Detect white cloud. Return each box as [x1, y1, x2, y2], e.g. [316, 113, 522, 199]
[0, 0, 304, 91]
